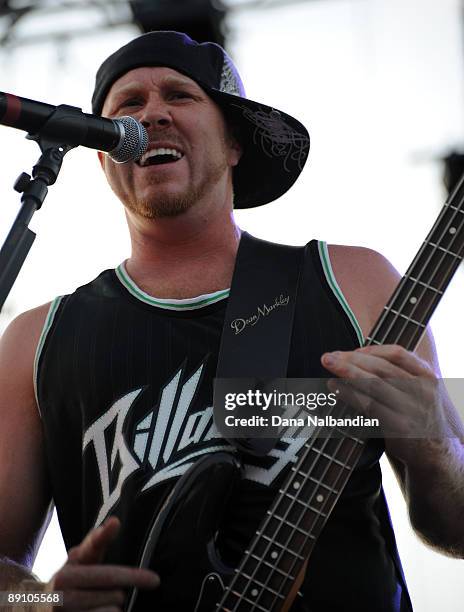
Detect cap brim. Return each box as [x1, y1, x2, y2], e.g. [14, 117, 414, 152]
[206, 88, 310, 209]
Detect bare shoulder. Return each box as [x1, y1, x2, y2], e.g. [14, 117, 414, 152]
[327, 243, 442, 372]
[326, 244, 401, 339]
[326, 244, 400, 298]
[2, 301, 53, 342]
[0, 302, 53, 380]
[0, 300, 54, 423]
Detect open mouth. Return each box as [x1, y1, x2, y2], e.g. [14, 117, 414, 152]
[137, 147, 184, 167]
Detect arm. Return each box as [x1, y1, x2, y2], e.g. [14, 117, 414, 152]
[0, 304, 54, 579]
[0, 306, 160, 610]
[325, 244, 464, 557]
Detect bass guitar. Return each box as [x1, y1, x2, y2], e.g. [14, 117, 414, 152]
[126, 173, 464, 611]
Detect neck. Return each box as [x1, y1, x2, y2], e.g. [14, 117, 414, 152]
[124, 201, 241, 298]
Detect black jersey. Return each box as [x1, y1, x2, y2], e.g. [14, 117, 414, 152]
[36, 240, 412, 611]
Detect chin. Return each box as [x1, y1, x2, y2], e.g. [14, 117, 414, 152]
[128, 192, 198, 219]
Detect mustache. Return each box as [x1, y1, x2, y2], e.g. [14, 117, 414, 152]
[146, 133, 185, 147]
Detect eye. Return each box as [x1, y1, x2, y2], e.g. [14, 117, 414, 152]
[170, 91, 193, 100]
[120, 98, 143, 108]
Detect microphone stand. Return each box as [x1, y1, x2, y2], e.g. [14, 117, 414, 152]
[0, 106, 83, 312]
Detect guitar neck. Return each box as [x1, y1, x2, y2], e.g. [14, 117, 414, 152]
[217, 174, 464, 611]
[367, 175, 464, 349]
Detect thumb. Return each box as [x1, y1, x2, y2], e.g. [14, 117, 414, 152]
[68, 516, 121, 565]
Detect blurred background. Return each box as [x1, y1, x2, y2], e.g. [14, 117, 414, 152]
[0, 0, 463, 609]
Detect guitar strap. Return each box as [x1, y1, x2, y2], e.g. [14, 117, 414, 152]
[215, 230, 306, 456]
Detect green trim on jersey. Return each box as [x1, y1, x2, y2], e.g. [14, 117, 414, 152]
[115, 263, 230, 311]
[318, 241, 364, 347]
[33, 296, 64, 417]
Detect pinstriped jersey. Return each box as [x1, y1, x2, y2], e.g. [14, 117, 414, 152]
[36, 240, 412, 611]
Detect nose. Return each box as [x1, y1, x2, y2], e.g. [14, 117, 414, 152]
[140, 96, 172, 130]
[141, 115, 171, 129]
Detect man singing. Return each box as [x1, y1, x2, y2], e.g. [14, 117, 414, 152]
[0, 31, 463, 612]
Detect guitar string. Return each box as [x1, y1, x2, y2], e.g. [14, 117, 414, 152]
[222, 226, 464, 612]
[220, 235, 450, 611]
[257, 195, 464, 610]
[244, 422, 363, 611]
[367, 181, 464, 350]
[215, 409, 336, 609]
[379, 200, 464, 351]
[259, 193, 464, 610]
[218, 183, 464, 611]
[219, 404, 362, 612]
[218, 434, 352, 611]
[258, 440, 361, 612]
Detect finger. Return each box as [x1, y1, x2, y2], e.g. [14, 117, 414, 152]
[328, 378, 376, 416]
[351, 350, 414, 380]
[71, 516, 121, 565]
[53, 564, 159, 590]
[332, 369, 427, 428]
[354, 345, 434, 377]
[336, 375, 412, 414]
[67, 547, 80, 564]
[322, 349, 413, 380]
[327, 354, 438, 411]
[329, 378, 409, 435]
[321, 349, 427, 400]
[61, 589, 125, 610]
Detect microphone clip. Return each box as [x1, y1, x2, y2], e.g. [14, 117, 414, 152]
[0, 108, 79, 312]
[26, 103, 85, 155]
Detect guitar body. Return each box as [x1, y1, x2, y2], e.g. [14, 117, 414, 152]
[126, 452, 242, 612]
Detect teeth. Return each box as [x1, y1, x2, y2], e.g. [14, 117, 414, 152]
[139, 147, 183, 166]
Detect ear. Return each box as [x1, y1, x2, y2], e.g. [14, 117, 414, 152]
[225, 119, 243, 168]
[229, 136, 243, 168]
[97, 150, 106, 171]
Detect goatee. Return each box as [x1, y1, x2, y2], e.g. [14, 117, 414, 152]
[128, 156, 228, 219]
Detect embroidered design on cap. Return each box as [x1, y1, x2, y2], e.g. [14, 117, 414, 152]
[231, 103, 310, 172]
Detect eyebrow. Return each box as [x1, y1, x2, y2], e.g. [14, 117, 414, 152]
[112, 76, 199, 99]
[163, 76, 198, 89]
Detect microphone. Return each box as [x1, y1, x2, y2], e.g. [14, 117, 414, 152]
[0, 92, 148, 163]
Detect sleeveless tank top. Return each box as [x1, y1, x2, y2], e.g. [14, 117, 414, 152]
[35, 240, 413, 611]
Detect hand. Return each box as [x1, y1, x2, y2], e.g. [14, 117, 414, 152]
[46, 516, 159, 611]
[321, 344, 451, 463]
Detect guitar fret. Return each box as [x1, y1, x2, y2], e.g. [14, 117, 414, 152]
[365, 336, 381, 345]
[332, 426, 364, 443]
[425, 241, 463, 259]
[228, 591, 270, 611]
[278, 489, 328, 516]
[267, 510, 316, 537]
[290, 467, 341, 494]
[445, 203, 464, 215]
[304, 444, 351, 469]
[244, 551, 295, 581]
[237, 571, 286, 600]
[256, 532, 305, 559]
[382, 307, 426, 328]
[406, 276, 443, 294]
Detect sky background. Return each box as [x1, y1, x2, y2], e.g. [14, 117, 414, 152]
[1, 0, 463, 609]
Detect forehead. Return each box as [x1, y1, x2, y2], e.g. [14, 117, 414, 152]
[104, 66, 201, 100]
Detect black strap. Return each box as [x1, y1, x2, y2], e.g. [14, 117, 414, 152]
[215, 231, 305, 455]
